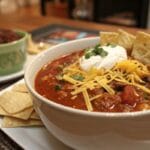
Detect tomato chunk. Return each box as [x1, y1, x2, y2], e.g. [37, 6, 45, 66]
[121, 85, 141, 106]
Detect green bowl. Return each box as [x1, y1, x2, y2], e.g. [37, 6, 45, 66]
[0, 30, 28, 76]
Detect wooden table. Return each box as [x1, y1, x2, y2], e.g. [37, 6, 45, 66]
[0, 13, 149, 34]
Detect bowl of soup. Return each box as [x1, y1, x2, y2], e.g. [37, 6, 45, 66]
[25, 30, 150, 149]
[0, 29, 28, 76]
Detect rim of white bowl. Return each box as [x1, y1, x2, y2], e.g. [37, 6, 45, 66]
[25, 37, 150, 118]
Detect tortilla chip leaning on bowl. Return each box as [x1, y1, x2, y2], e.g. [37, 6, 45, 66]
[100, 32, 119, 45]
[131, 31, 150, 65]
[30, 111, 40, 120]
[100, 29, 135, 55]
[117, 29, 135, 54]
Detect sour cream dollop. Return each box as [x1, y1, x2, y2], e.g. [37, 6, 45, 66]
[80, 45, 127, 71]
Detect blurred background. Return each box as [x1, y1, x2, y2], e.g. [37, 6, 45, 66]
[0, 0, 150, 28]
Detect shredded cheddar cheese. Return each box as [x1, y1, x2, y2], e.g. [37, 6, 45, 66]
[82, 89, 93, 111]
[62, 59, 150, 111]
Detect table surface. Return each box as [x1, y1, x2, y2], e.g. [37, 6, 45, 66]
[0, 12, 150, 34]
[0, 12, 150, 150]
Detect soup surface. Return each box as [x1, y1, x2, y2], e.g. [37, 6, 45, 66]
[35, 46, 150, 112]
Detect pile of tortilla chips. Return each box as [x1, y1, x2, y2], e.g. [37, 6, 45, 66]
[100, 29, 150, 65]
[0, 83, 43, 128]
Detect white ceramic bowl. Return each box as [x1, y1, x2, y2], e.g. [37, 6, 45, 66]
[25, 37, 150, 150]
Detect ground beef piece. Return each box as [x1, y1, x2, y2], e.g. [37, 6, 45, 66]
[121, 85, 143, 106]
[114, 104, 134, 112]
[89, 88, 105, 96]
[109, 81, 126, 91]
[135, 101, 150, 111]
[92, 93, 122, 112]
[145, 82, 150, 89]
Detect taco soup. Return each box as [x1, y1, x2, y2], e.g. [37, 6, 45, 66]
[35, 30, 150, 112]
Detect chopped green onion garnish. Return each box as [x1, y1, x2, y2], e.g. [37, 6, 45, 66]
[84, 48, 89, 53]
[84, 44, 108, 59]
[54, 84, 62, 91]
[72, 74, 84, 81]
[93, 47, 103, 55]
[100, 50, 108, 57]
[85, 53, 91, 59]
[95, 44, 101, 49]
[85, 52, 95, 59]
[110, 44, 116, 48]
[106, 43, 116, 48]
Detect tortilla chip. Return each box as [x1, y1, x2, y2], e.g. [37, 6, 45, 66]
[131, 31, 150, 65]
[27, 35, 39, 54]
[117, 29, 135, 53]
[0, 91, 33, 114]
[10, 107, 33, 120]
[0, 106, 33, 120]
[1, 116, 43, 128]
[12, 83, 28, 93]
[100, 32, 119, 45]
[0, 106, 6, 116]
[30, 111, 40, 120]
[27, 34, 51, 54]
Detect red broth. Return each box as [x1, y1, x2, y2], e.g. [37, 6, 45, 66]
[35, 51, 150, 112]
[0, 29, 21, 44]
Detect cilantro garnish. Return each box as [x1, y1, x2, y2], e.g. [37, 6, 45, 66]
[72, 74, 84, 81]
[84, 44, 108, 59]
[107, 43, 116, 48]
[54, 84, 62, 91]
[100, 50, 108, 57]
